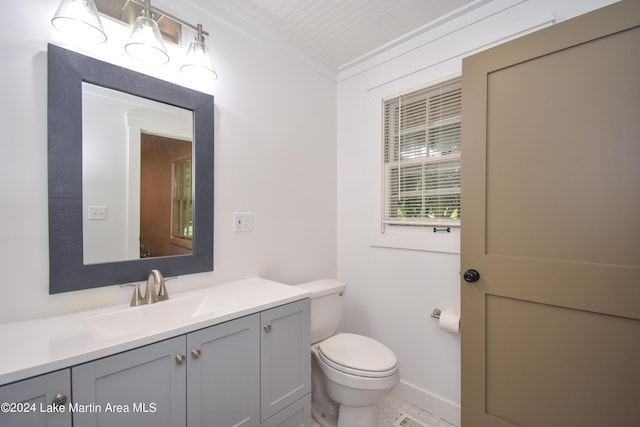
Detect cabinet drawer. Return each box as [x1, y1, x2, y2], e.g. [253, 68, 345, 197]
[260, 394, 311, 427]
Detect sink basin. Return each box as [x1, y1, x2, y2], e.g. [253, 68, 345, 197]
[83, 293, 237, 340]
[193, 294, 238, 318]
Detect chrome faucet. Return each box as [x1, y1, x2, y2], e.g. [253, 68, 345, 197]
[120, 269, 171, 306]
[144, 269, 169, 304]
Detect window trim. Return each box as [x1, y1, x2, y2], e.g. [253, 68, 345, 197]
[382, 76, 462, 227]
[368, 73, 462, 254]
[170, 154, 193, 250]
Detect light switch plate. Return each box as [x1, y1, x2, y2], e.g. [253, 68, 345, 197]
[88, 206, 108, 220]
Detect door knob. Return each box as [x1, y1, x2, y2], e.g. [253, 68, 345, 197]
[191, 348, 202, 359]
[263, 324, 272, 333]
[463, 269, 480, 283]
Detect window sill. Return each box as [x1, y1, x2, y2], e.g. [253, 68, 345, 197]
[169, 236, 193, 250]
[369, 224, 460, 254]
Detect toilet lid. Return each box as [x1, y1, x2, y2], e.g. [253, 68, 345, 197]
[318, 333, 398, 377]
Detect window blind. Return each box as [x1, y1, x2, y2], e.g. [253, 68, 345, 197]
[172, 157, 193, 239]
[383, 76, 462, 226]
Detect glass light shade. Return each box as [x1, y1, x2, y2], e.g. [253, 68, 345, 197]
[181, 40, 218, 81]
[125, 15, 169, 65]
[51, 0, 107, 44]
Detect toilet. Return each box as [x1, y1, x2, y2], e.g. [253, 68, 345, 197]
[297, 280, 400, 427]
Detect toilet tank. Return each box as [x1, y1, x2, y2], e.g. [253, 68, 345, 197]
[297, 279, 346, 344]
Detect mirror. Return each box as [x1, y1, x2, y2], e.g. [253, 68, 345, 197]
[81, 83, 194, 264]
[48, 44, 214, 294]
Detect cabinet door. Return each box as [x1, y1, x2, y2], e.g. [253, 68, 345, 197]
[187, 314, 260, 427]
[0, 369, 71, 427]
[260, 299, 310, 422]
[72, 336, 186, 427]
[259, 395, 311, 427]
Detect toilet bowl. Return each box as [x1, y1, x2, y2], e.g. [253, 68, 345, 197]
[297, 280, 400, 427]
[313, 333, 400, 427]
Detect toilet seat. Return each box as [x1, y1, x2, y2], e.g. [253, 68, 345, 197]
[317, 333, 398, 378]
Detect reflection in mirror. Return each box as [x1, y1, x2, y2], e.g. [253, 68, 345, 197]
[140, 133, 192, 258]
[48, 44, 214, 294]
[81, 83, 193, 264]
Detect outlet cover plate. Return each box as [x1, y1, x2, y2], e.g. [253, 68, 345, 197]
[233, 212, 252, 232]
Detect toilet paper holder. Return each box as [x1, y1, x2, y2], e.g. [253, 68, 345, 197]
[431, 308, 442, 319]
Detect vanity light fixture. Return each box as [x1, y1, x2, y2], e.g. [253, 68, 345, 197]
[181, 24, 218, 81]
[51, 0, 218, 80]
[124, 0, 169, 65]
[51, 0, 107, 44]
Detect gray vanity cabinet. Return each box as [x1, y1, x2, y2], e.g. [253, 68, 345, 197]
[187, 313, 260, 427]
[2, 299, 310, 427]
[71, 316, 261, 427]
[0, 369, 71, 427]
[260, 299, 311, 424]
[72, 336, 187, 427]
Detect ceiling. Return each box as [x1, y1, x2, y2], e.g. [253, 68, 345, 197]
[210, 0, 487, 71]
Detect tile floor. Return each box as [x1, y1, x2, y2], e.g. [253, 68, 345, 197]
[311, 393, 457, 427]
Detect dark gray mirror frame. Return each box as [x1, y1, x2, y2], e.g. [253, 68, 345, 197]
[48, 44, 214, 294]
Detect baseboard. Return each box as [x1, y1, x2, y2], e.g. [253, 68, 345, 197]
[392, 380, 461, 426]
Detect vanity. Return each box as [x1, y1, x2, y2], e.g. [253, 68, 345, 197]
[0, 278, 311, 427]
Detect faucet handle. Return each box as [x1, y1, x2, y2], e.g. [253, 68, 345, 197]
[119, 283, 144, 306]
[157, 276, 176, 301]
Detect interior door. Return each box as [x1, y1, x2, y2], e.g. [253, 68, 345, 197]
[460, 1, 640, 426]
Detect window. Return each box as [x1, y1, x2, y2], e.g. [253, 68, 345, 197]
[172, 157, 193, 241]
[383, 76, 461, 226]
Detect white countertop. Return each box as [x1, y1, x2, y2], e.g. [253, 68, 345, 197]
[0, 277, 309, 386]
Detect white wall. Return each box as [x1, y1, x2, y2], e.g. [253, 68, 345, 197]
[336, 0, 617, 424]
[82, 87, 131, 264]
[0, 0, 336, 323]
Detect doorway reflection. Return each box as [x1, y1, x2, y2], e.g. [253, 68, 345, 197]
[140, 133, 193, 258]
